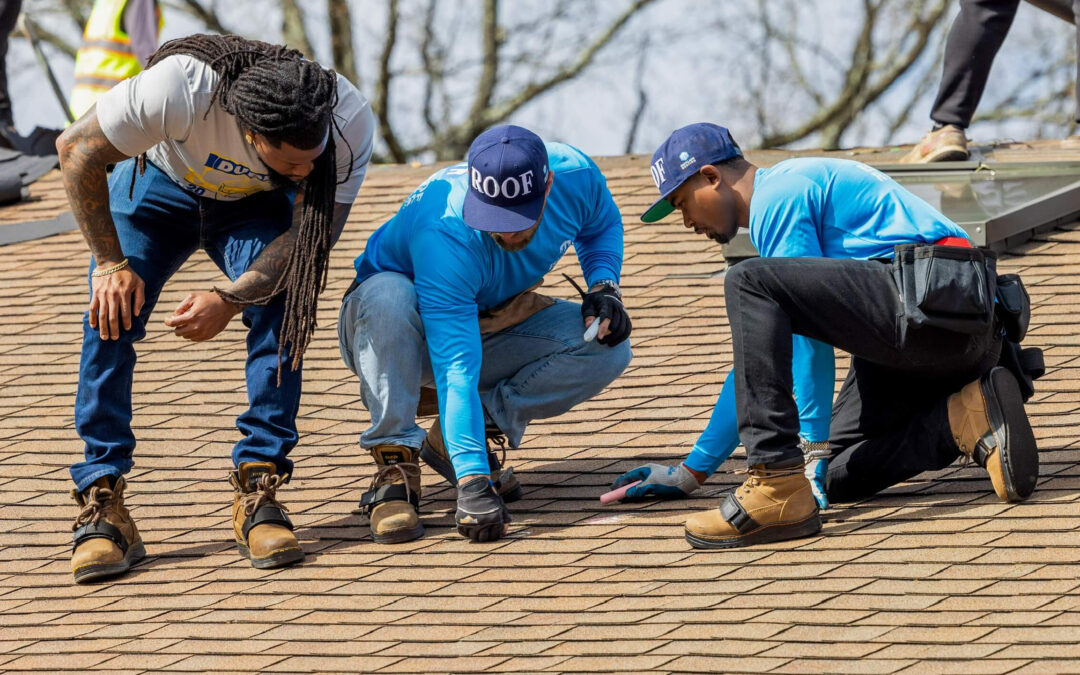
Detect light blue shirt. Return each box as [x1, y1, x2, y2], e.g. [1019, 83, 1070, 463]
[354, 143, 623, 478]
[685, 158, 969, 473]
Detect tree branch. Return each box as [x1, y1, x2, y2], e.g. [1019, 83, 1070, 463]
[175, 0, 228, 34]
[281, 0, 314, 59]
[464, 0, 501, 128]
[374, 0, 407, 163]
[328, 0, 359, 86]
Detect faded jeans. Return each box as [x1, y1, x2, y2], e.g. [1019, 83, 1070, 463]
[338, 271, 632, 478]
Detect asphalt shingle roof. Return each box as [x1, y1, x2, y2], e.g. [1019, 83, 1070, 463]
[1, 139, 1079, 673]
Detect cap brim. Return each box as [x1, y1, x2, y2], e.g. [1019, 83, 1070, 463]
[462, 190, 545, 233]
[640, 196, 675, 223]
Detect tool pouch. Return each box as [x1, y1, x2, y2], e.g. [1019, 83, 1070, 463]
[892, 243, 997, 336]
[994, 273, 1030, 342]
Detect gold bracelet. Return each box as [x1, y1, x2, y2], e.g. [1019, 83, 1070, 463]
[91, 258, 130, 277]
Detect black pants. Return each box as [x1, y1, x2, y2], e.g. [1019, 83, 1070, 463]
[0, 0, 20, 126]
[932, 0, 1080, 127]
[724, 256, 1001, 501]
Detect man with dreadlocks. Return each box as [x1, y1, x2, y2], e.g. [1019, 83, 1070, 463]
[339, 125, 632, 544]
[56, 34, 374, 583]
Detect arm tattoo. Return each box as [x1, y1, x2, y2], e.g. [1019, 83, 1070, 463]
[56, 109, 131, 264]
[218, 189, 305, 304]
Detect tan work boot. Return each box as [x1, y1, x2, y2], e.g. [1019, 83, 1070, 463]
[948, 367, 1039, 502]
[899, 125, 969, 163]
[419, 418, 522, 502]
[360, 445, 424, 544]
[229, 462, 304, 569]
[71, 477, 145, 583]
[685, 464, 820, 549]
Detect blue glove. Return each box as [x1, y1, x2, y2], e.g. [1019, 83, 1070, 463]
[804, 458, 828, 510]
[611, 463, 701, 501]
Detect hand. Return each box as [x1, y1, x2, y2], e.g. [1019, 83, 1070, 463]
[581, 283, 631, 346]
[611, 463, 702, 501]
[804, 458, 829, 510]
[89, 265, 145, 340]
[163, 291, 241, 341]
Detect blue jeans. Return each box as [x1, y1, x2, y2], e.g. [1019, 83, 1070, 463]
[70, 159, 300, 492]
[337, 271, 632, 477]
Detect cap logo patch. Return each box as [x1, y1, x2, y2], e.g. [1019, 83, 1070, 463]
[650, 158, 667, 189]
[471, 167, 535, 200]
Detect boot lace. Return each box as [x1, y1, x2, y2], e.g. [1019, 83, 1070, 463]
[72, 478, 125, 530]
[232, 472, 290, 518]
[485, 428, 508, 469]
[369, 462, 421, 501]
[733, 465, 804, 493]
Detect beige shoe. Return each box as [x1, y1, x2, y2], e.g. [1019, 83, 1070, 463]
[71, 477, 145, 584]
[685, 464, 820, 549]
[899, 125, 969, 163]
[948, 367, 1039, 502]
[230, 462, 304, 569]
[419, 418, 522, 502]
[361, 445, 424, 544]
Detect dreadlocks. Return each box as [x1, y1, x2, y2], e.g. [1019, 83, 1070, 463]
[135, 34, 347, 379]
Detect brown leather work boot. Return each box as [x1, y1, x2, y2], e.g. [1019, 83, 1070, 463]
[899, 125, 969, 163]
[419, 418, 522, 502]
[71, 477, 145, 584]
[685, 464, 820, 549]
[230, 462, 304, 569]
[948, 367, 1039, 502]
[360, 445, 424, 544]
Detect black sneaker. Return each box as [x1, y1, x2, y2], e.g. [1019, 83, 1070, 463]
[420, 419, 523, 502]
[455, 476, 511, 542]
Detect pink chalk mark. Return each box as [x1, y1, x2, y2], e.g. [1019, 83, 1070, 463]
[600, 480, 642, 505]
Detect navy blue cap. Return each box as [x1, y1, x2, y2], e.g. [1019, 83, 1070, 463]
[463, 125, 550, 233]
[641, 123, 742, 223]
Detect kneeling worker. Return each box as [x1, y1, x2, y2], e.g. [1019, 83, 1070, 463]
[339, 125, 632, 543]
[615, 123, 1038, 549]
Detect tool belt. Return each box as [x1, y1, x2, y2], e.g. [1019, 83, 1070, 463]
[477, 282, 556, 335]
[892, 241, 1042, 401]
[892, 243, 998, 336]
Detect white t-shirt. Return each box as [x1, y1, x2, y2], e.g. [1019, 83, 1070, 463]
[96, 54, 375, 203]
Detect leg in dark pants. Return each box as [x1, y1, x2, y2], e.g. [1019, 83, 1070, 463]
[930, 0, 1021, 128]
[825, 358, 991, 503]
[0, 0, 22, 127]
[724, 256, 999, 483]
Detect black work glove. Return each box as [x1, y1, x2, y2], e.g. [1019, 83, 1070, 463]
[580, 282, 631, 346]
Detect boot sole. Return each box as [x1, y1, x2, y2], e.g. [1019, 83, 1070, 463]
[372, 523, 425, 544]
[685, 512, 822, 550]
[983, 367, 1039, 502]
[73, 541, 146, 584]
[919, 145, 969, 163]
[236, 542, 305, 569]
[420, 444, 522, 503]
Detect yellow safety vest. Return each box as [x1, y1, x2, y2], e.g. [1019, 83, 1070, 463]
[69, 0, 158, 120]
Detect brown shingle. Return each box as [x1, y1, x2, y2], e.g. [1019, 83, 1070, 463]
[2, 147, 1079, 672]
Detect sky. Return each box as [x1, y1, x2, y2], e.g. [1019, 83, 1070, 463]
[6, 0, 1076, 160]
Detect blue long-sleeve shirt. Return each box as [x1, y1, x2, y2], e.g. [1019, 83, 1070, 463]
[353, 143, 623, 478]
[684, 158, 969, 473]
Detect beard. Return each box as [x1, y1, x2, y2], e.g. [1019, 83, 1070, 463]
[489, 227, 538, 252]
[266, 166, 301, 190]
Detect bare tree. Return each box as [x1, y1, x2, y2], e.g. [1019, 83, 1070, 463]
[748, 0, 952, 149]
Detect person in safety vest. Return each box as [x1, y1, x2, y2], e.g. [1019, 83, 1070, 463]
[70, 0, 161, 120]
[611, 123, 1039, 550]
